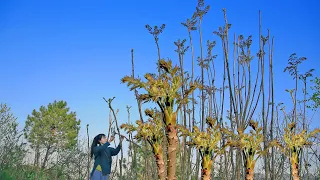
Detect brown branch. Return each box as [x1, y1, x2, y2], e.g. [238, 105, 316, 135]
[103, 97, 123, 180]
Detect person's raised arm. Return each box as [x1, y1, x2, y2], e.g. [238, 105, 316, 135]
[93, 136, 115, 153]
[111, 135, 125, 156]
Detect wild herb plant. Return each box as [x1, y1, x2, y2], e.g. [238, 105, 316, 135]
[121, 59, 197, 179]
[274, 122, 320, 180]
[178, 117, 223, 180]
[121, 109, 166, 180]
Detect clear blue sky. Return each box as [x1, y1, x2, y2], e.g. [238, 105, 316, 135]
[1, 0, 319, 138]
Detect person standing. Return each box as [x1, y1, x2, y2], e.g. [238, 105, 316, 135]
[90, 133, 124, 180]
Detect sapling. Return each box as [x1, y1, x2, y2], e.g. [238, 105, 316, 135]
[121, 109, 166, 180]
[179, 117, 223, 180]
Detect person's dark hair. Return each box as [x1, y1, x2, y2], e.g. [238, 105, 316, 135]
[90, 133, 106, 158]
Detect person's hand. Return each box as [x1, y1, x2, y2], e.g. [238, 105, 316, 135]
[108, 136, 115, 142]
[120, 135, 125, 142]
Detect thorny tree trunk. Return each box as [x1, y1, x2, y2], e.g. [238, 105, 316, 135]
[152, 144, 166, 180]
[291, 154, 300, 180]
[245, 159, 255, 180]
[164, 110, 178, 180]
[201, 154, 213, 180]
[152, 155, 159, 179]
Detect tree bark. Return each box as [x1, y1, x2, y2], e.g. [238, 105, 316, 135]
[164, 110, 178, 180]
[291, 154, 300, 180]
[34, 145, 40, 167]
[245, 158, 255, 180]
[152, 144, 165, 180]
[42, 145, 51, 169]
[245, 165, 255, 180]
[201, 154, 213, 180]
[106, 98, 123, 180]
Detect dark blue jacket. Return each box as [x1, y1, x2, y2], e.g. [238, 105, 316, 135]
[90, 142, 121, 176]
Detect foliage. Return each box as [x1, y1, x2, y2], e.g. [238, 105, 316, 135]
[179, 117, 222, 159]
[122, 59, 197, 116]
[0, 103, 26, 170]
[282, 123, 319, 154]
[309, 77, 320, 110]
[2, 0, 320, 179]
[273, 122, 320, 179]
[24, 100, 80, 149]
[121, 109, 166, 179]
[224, 120, 275, 179]
[121, 109, 164, 144]
[122, 59, 198, 179]
[56, 139, 89, 180]
[24, 100, 81, 168]
[284, 53, 307, 79]
[0, 137, 90, 180]
[145, 24, 166, 43]
[0, 165, 69, 180]
[178, 117, 222, 179]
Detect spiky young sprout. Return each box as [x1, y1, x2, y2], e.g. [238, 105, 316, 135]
[273, 122, 320, 180]
[145, 24, 166, 75]
[121, 109, 165, 180]
[121, 59, 198, 180]
[223, 120, 274, 180]
[178, 117, 222, 180]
